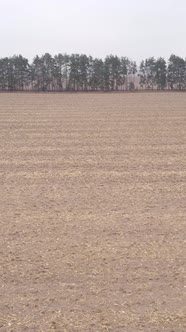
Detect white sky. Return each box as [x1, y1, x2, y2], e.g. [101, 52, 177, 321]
[0, 0, 186, 63]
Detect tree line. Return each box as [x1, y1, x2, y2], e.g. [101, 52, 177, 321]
[0, 53, 185, 91]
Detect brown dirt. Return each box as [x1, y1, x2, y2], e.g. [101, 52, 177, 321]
[0, 93, 185, 332]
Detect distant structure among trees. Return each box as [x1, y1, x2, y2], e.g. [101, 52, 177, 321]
[0, 53, 185, 91]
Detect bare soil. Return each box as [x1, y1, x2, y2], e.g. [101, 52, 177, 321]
[0, 93, 185, 331]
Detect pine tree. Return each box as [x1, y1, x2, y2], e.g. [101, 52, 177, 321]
[167, 55, 185, 90]
[154, 58, 167, 90]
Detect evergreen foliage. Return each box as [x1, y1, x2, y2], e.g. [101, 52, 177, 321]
[0, 53, 185, 91]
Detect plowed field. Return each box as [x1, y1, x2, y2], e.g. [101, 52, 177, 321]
[0, 93, 185, 331]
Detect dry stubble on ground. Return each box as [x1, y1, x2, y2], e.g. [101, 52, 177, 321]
[0, 93, 185, 332]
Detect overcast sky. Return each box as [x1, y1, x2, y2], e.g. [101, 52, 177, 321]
[0, 0, 186, 63]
